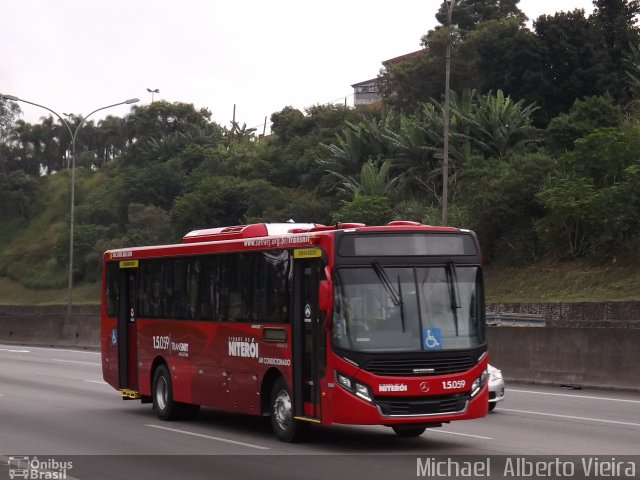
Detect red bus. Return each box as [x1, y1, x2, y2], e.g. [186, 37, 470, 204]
[101, 221, 488, 442]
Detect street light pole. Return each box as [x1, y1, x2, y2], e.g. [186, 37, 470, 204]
[146, 88, 160, 103]
[0, 94, 139, 321]
[442, 0, 455, 226]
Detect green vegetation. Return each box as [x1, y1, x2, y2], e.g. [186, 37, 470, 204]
[2, 0, 640, 305]
[486, 261, 640, 303]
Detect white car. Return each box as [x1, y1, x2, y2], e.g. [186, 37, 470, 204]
[488, 364, 504, 411]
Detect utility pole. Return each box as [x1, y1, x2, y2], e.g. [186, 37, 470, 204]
[442, 0, 455, 226]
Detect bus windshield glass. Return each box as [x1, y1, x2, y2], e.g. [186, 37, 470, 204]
[332, 266, 483, 352]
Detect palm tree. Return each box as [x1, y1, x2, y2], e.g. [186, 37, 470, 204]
[457, 90, 538, 160]
[96, 115, 127, 167]
[13, 120, 42, 176]
[327, 159, 403, 200]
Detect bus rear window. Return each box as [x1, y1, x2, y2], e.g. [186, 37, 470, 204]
[338, 234, 476, 257]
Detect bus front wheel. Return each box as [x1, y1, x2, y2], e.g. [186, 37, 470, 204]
[270, 378, 308, 442]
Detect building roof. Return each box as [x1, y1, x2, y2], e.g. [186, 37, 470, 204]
[351, 78, 379, 88]
[382, 49, 427, 66]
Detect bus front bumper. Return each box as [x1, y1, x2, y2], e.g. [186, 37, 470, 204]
[326, 378, 489, 426]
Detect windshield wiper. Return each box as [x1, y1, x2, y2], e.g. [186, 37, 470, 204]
[397, 275, 406, 333]
[446, 260, 461, 336]
[372, 262, 401, 306]
[372, 263, 405, 332]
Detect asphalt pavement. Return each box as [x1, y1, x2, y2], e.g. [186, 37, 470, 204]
[0, 344, 638, 479]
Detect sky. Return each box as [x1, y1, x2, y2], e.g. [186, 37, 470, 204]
[1, 0, 595, 133]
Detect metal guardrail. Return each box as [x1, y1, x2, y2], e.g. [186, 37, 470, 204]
[486, 312, 546, 327]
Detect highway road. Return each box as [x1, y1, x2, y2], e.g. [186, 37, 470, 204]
[0, 344, 638, 479]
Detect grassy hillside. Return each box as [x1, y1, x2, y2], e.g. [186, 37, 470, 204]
[485, 261, 640, 303]
[0, 278, 100, 305]
[0, 172, 70, 290]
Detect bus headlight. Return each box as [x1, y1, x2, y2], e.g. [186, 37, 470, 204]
[335, 370, 373, 403]
[470, 369, 489, 397]
[336, 373, 352, 390]
[355, 382, 373, 402]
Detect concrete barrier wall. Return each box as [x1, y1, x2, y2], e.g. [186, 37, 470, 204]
[1, 306, 638, 391]
[488, 301, 640, 323]
[487, 326, 640, 391]
[0, 305, 100, 348]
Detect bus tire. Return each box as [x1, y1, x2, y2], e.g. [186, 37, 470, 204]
[392, 425, 426, 437]
[152, 364, 177, 421]
[270, 378, 308, 442]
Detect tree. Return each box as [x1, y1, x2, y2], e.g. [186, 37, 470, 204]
[170, 176, 285, 233]
[124, 101, 222, 165]
[327, 159, 403, 200]
[95, 115, 128, 167]
[537, 122, 640, 257]
[332, 195, 393, 225]
[544, 94, 624, 154]
[457, 90, 539, 160]
[265, 104, 363, 189]
[462, 18, 549, 118]
[591, 0, 640, 99]
[435, 0, 526, 36]
[378, 28, 476, 112]
[0, 170, 39, 220]
[126, 203, 174, 245]
[11, 120, 41, 176]
[0, 98, 21, 174]
[534, 10, 617, 118]
[459, 152, 554, 263]
[270, 107, 307, 143]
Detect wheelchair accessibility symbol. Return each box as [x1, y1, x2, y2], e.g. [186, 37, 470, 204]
[422, 328, 442, 350]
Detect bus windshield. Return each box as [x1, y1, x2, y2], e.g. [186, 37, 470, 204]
[332, 265, 484, 352]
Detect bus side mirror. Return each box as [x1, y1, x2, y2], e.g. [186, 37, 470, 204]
[318, 279, 331, 312]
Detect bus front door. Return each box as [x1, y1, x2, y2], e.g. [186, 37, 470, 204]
[292, 256, 324, 422]
[117, 265, 139, 392]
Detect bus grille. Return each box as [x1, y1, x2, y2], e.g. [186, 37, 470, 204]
[375, 393, 468, 416]
[365, 354, 477, 376]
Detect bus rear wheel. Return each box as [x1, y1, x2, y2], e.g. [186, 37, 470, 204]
[152, 364, 201, 421]
[153, 364, 177, 420]
[270, 378, 308, 442]
[392, 425, 427, 437]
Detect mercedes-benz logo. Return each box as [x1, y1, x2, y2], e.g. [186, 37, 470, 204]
[419, 381, 429, 393]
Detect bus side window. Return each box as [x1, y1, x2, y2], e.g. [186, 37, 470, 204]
[105, 262, 119, 317]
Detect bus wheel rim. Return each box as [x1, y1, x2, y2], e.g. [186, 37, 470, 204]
[273, 389, 292, 431]
[156, 376, 168, 411]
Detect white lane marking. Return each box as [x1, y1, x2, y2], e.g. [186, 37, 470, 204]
[430, 429, 493, 440]
[507, 388, 640, 404]
[51, 358, 101, 366]
[146, 424, 270, 450]
[0, 348, 30, 353]
[35, 372, 108, 387]
[500, 408, 640, 428]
